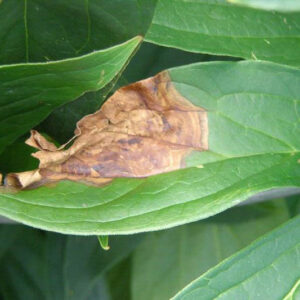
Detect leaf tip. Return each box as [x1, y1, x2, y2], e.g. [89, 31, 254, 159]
[98, 236, 110, 251]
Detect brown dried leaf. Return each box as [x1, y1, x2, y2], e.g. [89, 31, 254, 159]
[5, 72, 208, 190]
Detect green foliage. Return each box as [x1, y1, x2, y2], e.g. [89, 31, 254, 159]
[0, 37, 141, 152]
[228, 0, 300, 12]
[146, 0, 300, 67]
[132, 199, 290, 300]
[0, 0, 299, 299]
[173, 213, 300, 300]
[0, 61, 299, 235]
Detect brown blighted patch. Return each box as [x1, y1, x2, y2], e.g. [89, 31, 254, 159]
[5, 71, 208, 190]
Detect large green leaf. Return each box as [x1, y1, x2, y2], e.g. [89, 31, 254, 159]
[228, 0, 300, 12]
[145, 0, 300, 67]
[0, 0, 155, 64]
[0, 226, 142, 300]
[0, 36, 141, 153]
[132, 199, 290, 300]
[172, 214, 300, 300]
[0, 60, 299, 235]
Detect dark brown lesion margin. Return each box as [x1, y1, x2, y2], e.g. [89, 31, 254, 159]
[4, 71, 208, 190]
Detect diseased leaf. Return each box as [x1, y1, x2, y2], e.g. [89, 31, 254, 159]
[6, 71, 208, 189]
[228, 0, 300, 12]
[0, 61, 299, 235]
[145, 0, 300, 67]
[172, 214, 300, 300]
[0, 36, 141, 153]
[132, 198, 290, 300]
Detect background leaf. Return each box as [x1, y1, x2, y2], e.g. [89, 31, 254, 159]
[0, 0, 156, 64]
[131, 198, 290, 300]
[0, 225, 22, 261]
[145, 0, 300, 67]
[0, 36, 141, 153]
[0, 226, 142, 300]
[0, 138, 38, 175]
[106, 257, 132, 300]
[228, 0, 300, 12]
[0, 60, 299, 234]
[173, 213, 300, 300]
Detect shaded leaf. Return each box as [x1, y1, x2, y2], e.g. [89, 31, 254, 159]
[0, 36, 141, 153]
[0, 227, 142, 300]
[107, 257, 132, 300]
[131, 198, 290, 300]
[145, 0, 300, 67]
[0, 0, 156, 64]
[0, 61, 299, 234]
[0, 225, 23, 261]
[172, 214, 300, 300]
[0, 138, 38, 175]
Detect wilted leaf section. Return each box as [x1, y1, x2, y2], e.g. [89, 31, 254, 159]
[5, 72, 208, 189]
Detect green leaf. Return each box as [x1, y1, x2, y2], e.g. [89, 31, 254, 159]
[119, 42, 208, 86]
[0, 227, 142, 299]
[0, 0, 156, 145]
[0, 225, 22, 261]
[228, 0, 300, 12]
[0, 0, 155, 64]
[287, 195, 300, 217]
[145, 0, 300, 67]
[131, 198, 290, 300]
[0, 60, 299, 235]
[107, 257, 132, 300]
[39, 77, 116, 144]
[0, 138, 38, 175]
[172, 214, 300, 300]
[98, 235, 110, 251]
[0, 36, 141, 153]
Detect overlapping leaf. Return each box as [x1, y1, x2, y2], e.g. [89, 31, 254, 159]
[0, 37, 141, 153]
[132, 199, 290, 300]
[0, 0, 155, 64]
[172, 214, 300, 300]
[146, 0, 300, 67]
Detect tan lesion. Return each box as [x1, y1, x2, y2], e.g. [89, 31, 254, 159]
[5, 71, 208, 190]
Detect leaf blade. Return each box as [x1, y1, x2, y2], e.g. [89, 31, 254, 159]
[145, 0, 300, 67]
[132, 199, 290, 300]
[0, 60, 299, 235]
[228, 0, 300, 12]
[0, 36, 141, 153]
[172, 214, 300, 300]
